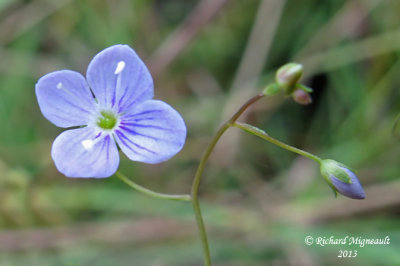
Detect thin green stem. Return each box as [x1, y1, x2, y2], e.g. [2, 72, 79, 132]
[233, 122, 322, 163]
[115, 171, 191, 201]
[392, 112, 400, 140]
[190, 123, 228, 266]
[191, 93, 265, 266]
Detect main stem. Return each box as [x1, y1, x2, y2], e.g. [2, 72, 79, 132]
[191, 93, 265, 266]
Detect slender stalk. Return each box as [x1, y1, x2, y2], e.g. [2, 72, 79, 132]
[392, 112, 400, 140]
[191, 93, 265, 266]
[233, 122, 322, 163]
[115, 171, 191, 201]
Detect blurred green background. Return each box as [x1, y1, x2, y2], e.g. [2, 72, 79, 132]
[0, 0, 400, 265]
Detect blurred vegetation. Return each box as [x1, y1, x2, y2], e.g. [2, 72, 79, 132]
[0, 0, 400, 265]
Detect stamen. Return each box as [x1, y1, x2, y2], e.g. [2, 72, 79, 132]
[81, 139, 94, 150]
[56, 82, 63, 89]
[114, 61, 125, 75]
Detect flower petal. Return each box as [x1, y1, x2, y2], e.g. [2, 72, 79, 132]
[51, 127, 119, 178]
[36, 70, 97, 128]
[86, 44, 154, 112]
[330, 168, 366, 199]
[115, 100, 186, 164]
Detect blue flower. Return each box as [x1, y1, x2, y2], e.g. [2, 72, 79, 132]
[320, 159, 365, 199]
[36, 45, 186, 178]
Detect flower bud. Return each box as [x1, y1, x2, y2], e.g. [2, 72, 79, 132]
[292, 88, 312, 105]
[263, 83, 281, 96]
[320, 159, 365, 199]
[276, 63, 303, 95]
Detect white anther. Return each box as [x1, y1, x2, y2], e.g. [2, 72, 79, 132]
[56, 82, 63, 89]
[81, 139, 94, 151]
[114, 61, 125, 74]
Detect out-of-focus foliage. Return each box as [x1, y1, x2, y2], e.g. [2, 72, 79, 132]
[0, 0, 399, 265]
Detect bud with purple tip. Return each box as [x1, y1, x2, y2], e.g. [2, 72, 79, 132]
[292, 87, 312, 105]
[320, 159, 366, 199]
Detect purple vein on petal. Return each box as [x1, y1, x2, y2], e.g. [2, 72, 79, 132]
[116, 67, 140, 112]
[122, 109, 164, 120]
[82, 135, 109, 168]
[118, 125, 163, 142]
[57, 96, 93, 115]
[119, 122, 174, 132]
[87, 138, 107, 167]
[118, 124, 183, 145]
[130, 117, 157, 122]
[54, 79, 95, 107]
[52, 81, 95, 114]
[117, 85, 149, 114]
[111, 93, 116, 108]
[63, 129, 93, 157]
[112, 70, 124, 108]
[106, 135, 110, 161]
[114, 130, 141, 156]
[116, 84, 128, 110]
[117, 67, 147, 112]
[112, 74, 118, 108]
[47, 101, 89, 116]
[116, 68, 142, 110]
[115, 130, 156, 155]
[50, 113, 87, 126]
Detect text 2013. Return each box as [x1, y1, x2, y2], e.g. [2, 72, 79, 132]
[338, 250, 357, 258]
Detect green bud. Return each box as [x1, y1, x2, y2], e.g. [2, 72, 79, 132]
[320, 159, 366, 199]
[275, 63, 303, 95]
[321, 159, 352, 184]
[263, 83, 281, 96]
